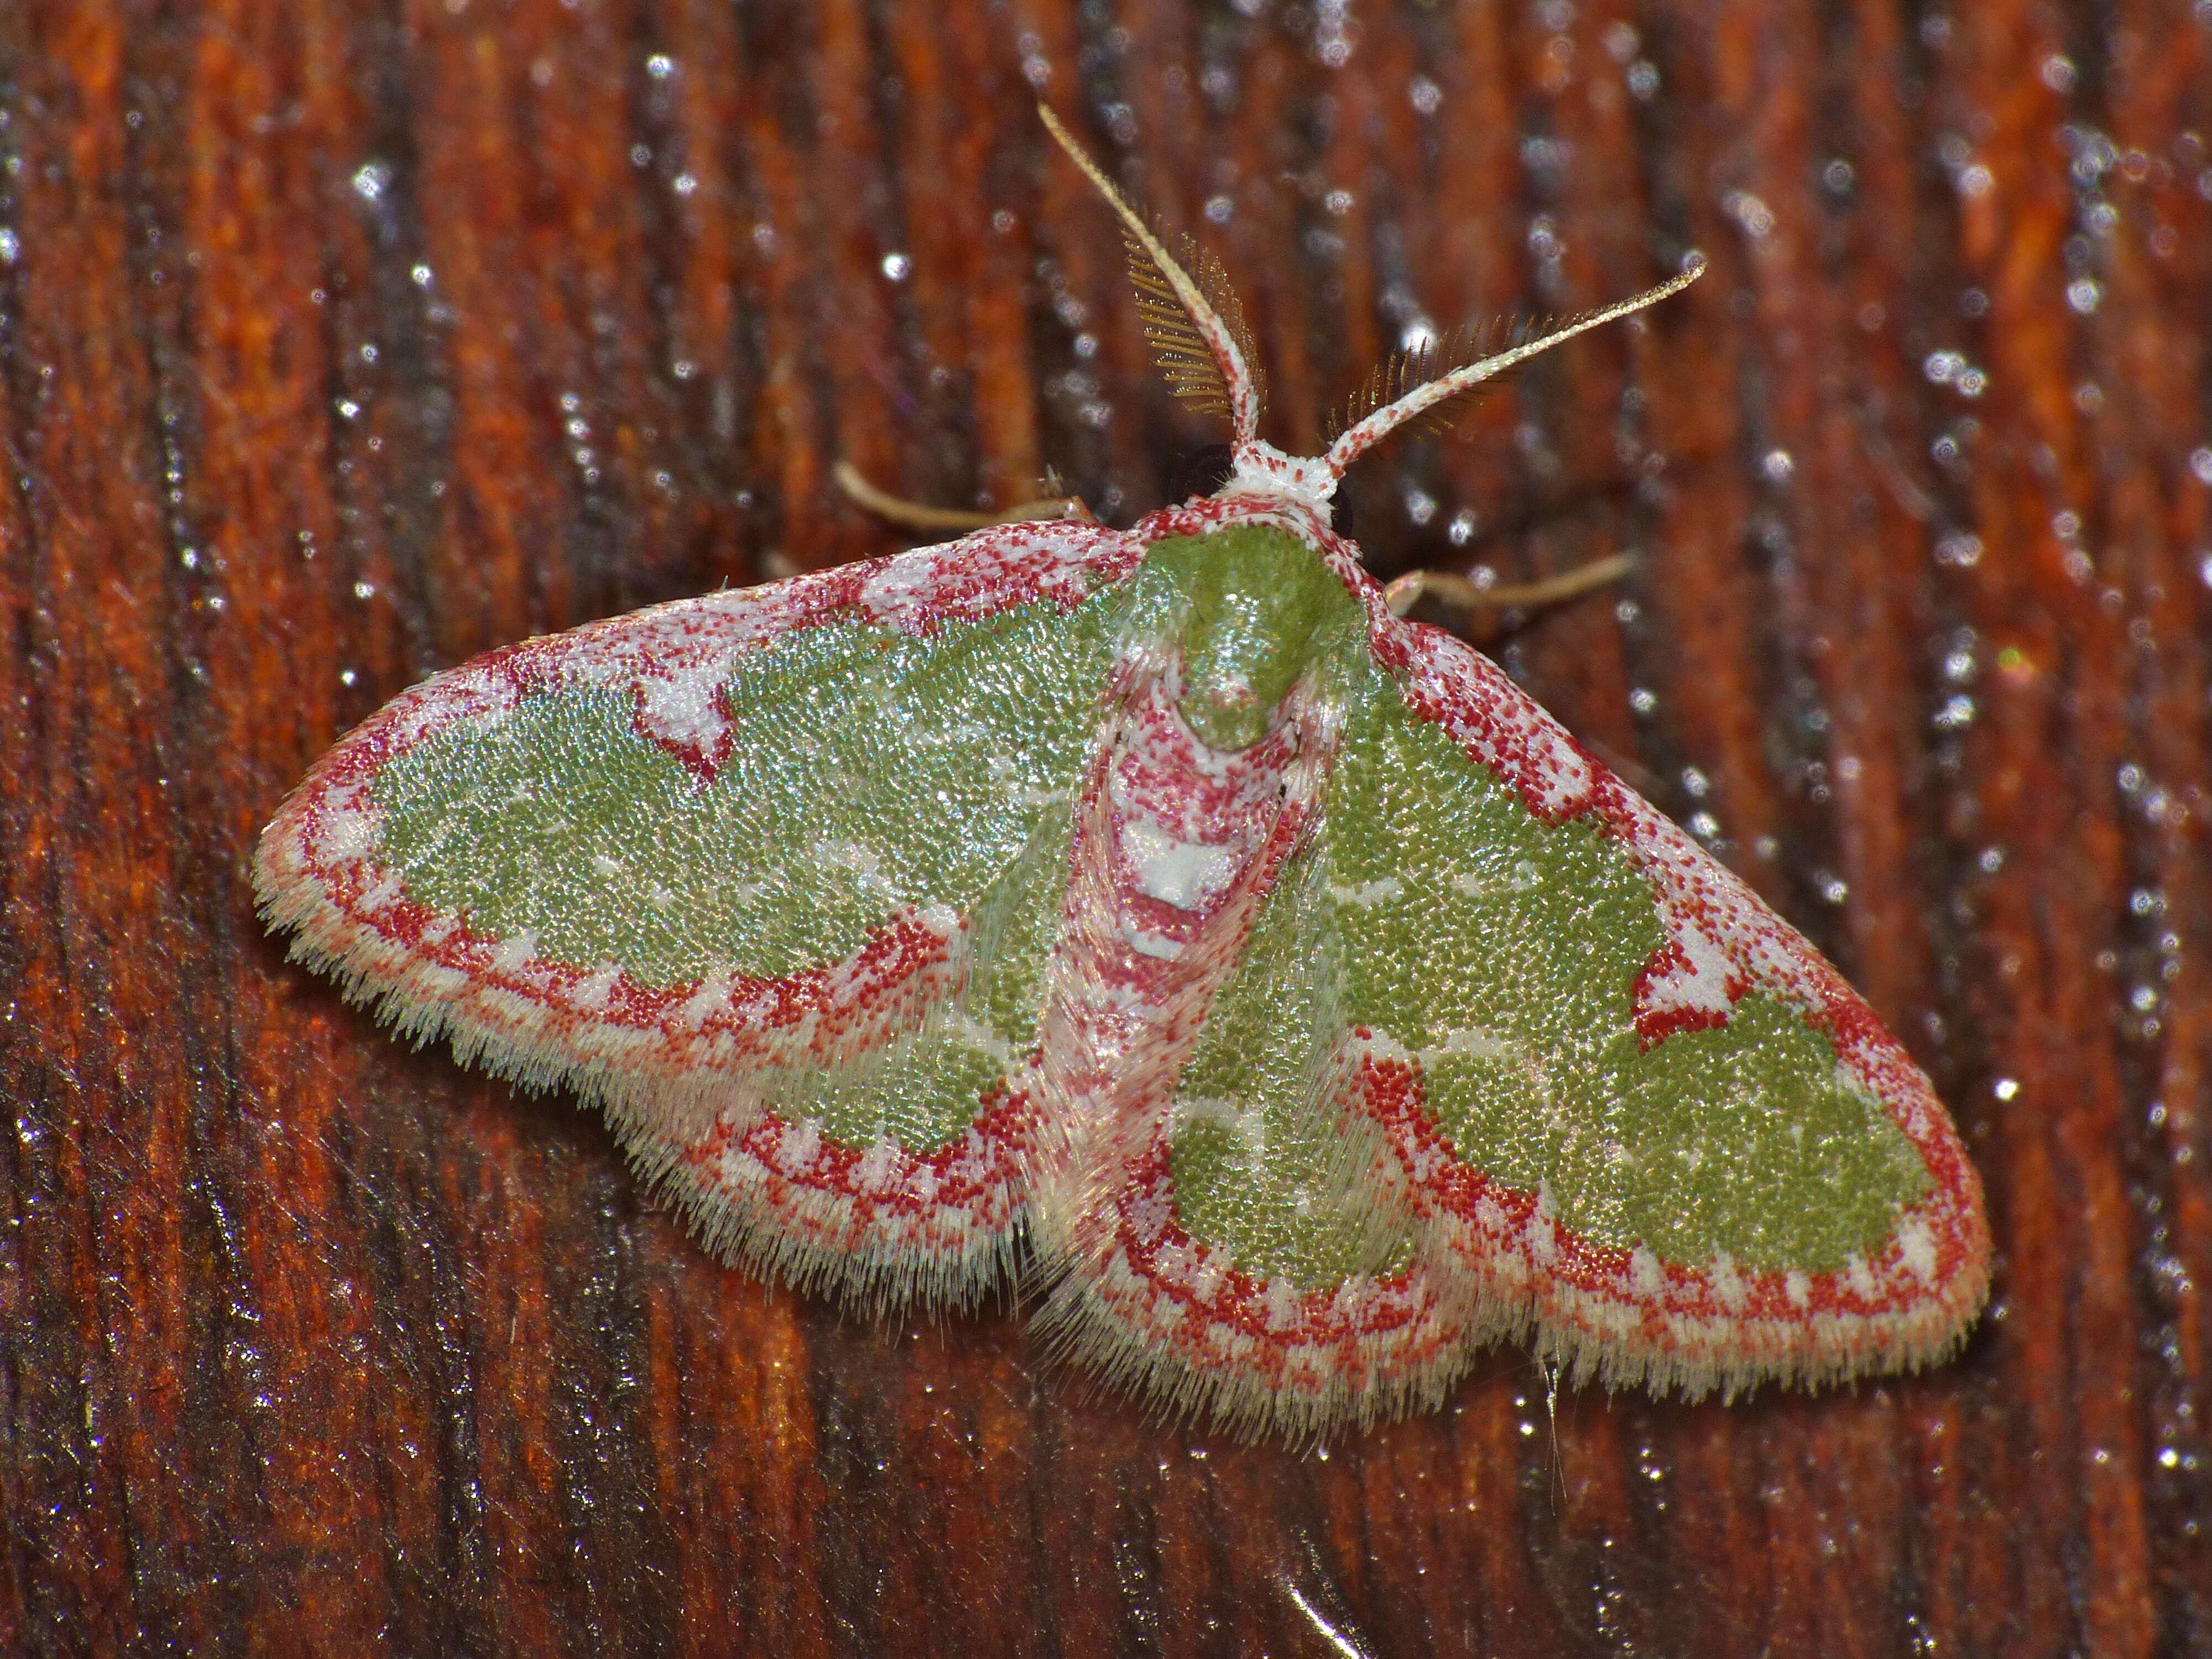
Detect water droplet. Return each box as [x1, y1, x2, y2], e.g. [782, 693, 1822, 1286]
[1723, 190, 1775, 238]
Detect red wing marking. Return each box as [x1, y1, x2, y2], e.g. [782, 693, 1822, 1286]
[675, 1075, 1044, 1266]
[1058, 1138, 1472, 1412]
[1357, 1041, 1989, 1384]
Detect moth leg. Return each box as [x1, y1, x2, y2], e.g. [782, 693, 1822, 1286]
[1383, 551, 1636, 618]
[834, 458, 1094, 535]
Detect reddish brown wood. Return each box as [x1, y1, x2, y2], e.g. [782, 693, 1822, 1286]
[4, 2, 2209, 1653]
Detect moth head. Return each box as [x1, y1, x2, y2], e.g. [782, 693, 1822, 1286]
[1040, 105, 1704, 523]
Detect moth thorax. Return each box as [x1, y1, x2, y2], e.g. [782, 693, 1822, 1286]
[1150, 526, 1365, 754]
[1176, 594, 1293, 752]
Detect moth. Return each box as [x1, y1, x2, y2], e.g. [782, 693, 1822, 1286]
[257, 107, 1990, 1439]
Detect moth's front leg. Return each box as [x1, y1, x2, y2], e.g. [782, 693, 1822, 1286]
[1383, 552, 1636, 620]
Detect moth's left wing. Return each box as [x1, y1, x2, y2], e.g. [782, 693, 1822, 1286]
[1039, 618, 1990, 1437]
[256, 520, 1139, 1307]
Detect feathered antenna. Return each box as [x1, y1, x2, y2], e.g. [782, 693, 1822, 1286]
[1327, 316, 1553, 446]
[1125, 227, 1265, 424]
[1039, 105, 1264, 446]
[1323, 260, 1706, 475]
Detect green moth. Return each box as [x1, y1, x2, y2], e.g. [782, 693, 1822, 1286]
[257, 107, 1990, 1439]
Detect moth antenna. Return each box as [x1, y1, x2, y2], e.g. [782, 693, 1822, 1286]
[1324, 259, 1705, 475]
[1038, 105, 1264, 445]
[1329, 316, 1535, 447]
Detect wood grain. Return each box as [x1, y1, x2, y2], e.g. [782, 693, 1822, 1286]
[4, 1, 2209, 1653]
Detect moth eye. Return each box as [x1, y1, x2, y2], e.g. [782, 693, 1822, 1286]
[1168, 441, 1236, 503]
[1327, 487, 1354, 538]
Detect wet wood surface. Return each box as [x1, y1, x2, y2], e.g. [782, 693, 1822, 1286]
[4, 1, 2209, 1653]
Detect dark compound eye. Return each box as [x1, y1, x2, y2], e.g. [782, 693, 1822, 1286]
[1327, 488, 1353, 538]
[1169, 442, 1236, 504]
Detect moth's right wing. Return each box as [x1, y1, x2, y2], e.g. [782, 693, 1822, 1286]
[256, 520, 1140, 1308]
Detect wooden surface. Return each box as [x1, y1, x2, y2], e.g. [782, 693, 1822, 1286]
[4, 2, 2209, 1653]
